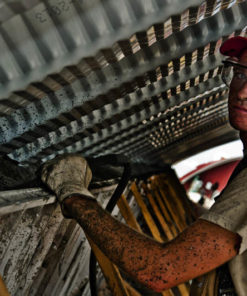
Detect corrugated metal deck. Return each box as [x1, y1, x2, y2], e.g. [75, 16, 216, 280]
[0, 0, 245, 166]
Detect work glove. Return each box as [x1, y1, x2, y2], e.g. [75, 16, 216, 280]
[41, 154, 95, 217]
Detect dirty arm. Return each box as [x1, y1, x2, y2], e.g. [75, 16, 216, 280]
[64, 196, 241, 293]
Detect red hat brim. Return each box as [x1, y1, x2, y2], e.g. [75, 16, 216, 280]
[220, 36, 247, 58]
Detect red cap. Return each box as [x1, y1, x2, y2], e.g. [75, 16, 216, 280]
[220, 36, 247, 58]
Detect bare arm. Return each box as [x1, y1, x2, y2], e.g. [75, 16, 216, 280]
[64, 196, 241, 293]
[41, 154, 241, 292]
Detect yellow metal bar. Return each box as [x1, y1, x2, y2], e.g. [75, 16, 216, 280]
[177, 283, 190, 295]
[86, 236, 130, 296]
[160, 175, 186, 220]
[0, 275, 10, 296]
[162, 289, 175, 296]
[124, 281, 142, 296]
[130, 182, 163, 242]
[149, 182, 178, 237]
[160, 171, 196, 223]
[159, 177, 187, 228]
[117, 195, 142, 232]
[141, 183, 174, 241]
[156, 180, 186, 232]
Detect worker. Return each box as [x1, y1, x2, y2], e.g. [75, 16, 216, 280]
[41, 36, 247, 295]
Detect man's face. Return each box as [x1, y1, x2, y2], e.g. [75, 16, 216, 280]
[228, 49, 247, 131]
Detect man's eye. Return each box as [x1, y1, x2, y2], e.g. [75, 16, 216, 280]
[233, 72, 247, 80]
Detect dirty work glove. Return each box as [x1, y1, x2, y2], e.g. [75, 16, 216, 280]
[41, 154, 95, 217]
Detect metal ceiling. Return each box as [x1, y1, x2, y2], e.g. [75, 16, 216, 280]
[0, 0, 246, 167]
